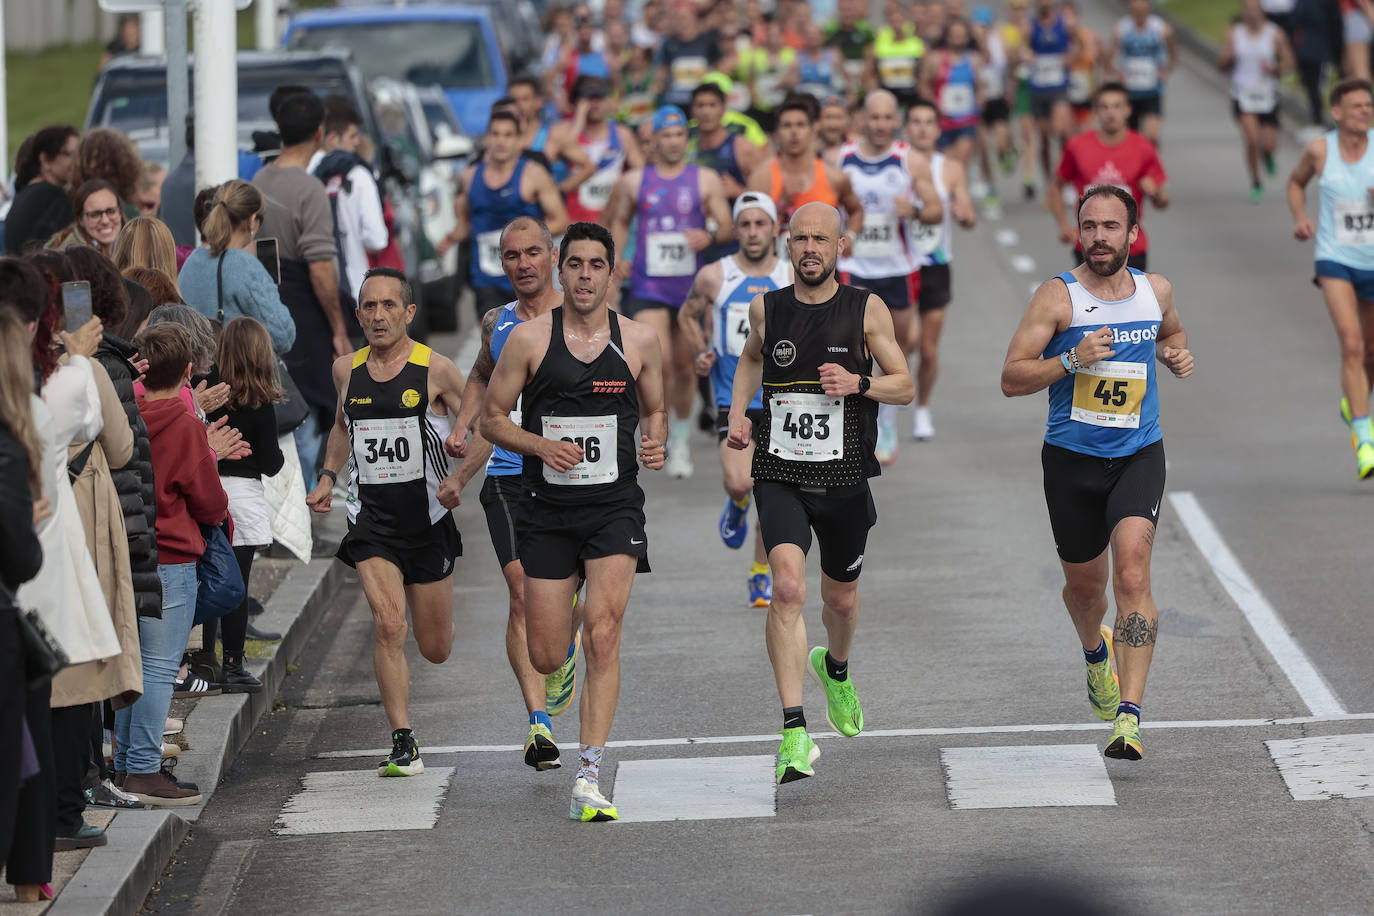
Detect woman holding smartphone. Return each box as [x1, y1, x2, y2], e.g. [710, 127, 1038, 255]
[178, 181, 296, 355]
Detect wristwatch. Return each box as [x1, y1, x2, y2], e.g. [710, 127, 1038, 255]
[319, 468, 338, 484]
[857, 374, 871, 395]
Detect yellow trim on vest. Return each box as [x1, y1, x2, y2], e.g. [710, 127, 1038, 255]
[408, 343, 433, 367]
[352, 347, 370, 369]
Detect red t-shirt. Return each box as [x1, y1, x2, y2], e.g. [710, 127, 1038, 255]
[1057, 129, 1167, 257]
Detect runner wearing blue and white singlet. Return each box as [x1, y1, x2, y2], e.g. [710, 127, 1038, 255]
[1001, 185, 1193, 764]
[1111, 0, 1175, 145]
[447, 216, 574, 773]
[1026, 1, 1075, 190]
[1288, 77, 1374, 479]
[679, 193, 792, 607]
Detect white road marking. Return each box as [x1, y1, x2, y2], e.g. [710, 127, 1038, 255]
[314, 713, 1374, 759]
[611, 755, 776, 823]
[995, 228, 1019, 246]
[1169, 491, 1347, 717]
[941, 744, 1116, 809]
[1010, 254, 1038, 273]
[1265, 733, 1374, 800]
[273, 768, 454, 835]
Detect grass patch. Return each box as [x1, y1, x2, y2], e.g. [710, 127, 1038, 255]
[243, 637, 280, 659]
[1157, 0, 1237, 47]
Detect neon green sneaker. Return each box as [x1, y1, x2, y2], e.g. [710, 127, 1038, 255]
[1104, 712, 1143, 760]
[569, 777, 617, 821]
[776, 726, 820, 784]
[1086, 625, 1120, 722]
[1341, 397, 1357, 451]
[546, 630, 580, 716]
[807, 646, 864, 736]
[1359, 443, 1374, 480]
[1247, 185, 1263, 204]
[523, 722, 561, 771]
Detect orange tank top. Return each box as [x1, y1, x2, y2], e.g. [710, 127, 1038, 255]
[768, 157, 839, 223]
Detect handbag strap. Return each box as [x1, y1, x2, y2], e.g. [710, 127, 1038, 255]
[67, 441, 95, 483]
[216, 251, 226, 324]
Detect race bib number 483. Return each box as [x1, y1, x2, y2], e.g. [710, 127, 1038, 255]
[1071, 360, 1147, 429]
[769, 392, 844, 461]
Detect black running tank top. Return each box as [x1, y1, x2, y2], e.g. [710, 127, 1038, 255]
[752, 283, 878, 487]
[521, 308, 641, 505]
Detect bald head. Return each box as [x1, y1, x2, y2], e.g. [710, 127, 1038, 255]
[862, 89, 900, 147]
[791, 201, 844, 238]
[864, 90, 898, 117]
[787, 203, 844, 289]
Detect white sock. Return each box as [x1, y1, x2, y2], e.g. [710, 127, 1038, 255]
[670, 418, 691, 444]
[878, 403, 898, 427]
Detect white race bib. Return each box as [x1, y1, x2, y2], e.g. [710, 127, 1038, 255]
[647, 231, 694, 277]
[1068, 70, 1094, 105]
[671, 55, 709, 91]
[477, 229, 502, 277]
[939, 82, 976, 117]
[577, 164, 618, 213]
[853, 212, 901, 259]
[1237, 82, 1276, 114]
[354, 416, 423, 484]
[909, 218, 943, 257]
[1335, 199, 1374, 246]
[979, 65, 1005, 98]
[1124, 57, 1159, 92]
[768, 393, 844, 461]
[1032, 54, 1065, 87]
[725, 299, 751, 357]
[755, 70, 786, 109]
[877, 57, 917, 89]
[542, 415, 618, 485]
[1070, 360, 1148, 429]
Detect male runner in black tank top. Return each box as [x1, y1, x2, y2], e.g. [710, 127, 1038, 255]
[483, 221, 668, 822]
[306, 267, 467, 778]
[727, 202, 915, 786]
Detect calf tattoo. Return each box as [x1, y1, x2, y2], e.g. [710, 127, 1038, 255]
[1115, 611, 1158, 648]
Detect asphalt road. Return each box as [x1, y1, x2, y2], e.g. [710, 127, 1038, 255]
[144, 4, 1374, 913]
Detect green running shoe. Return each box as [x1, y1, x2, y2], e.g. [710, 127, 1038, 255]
[377, 729, 423, 777]
[1358, 443, 1374, 480]
[1104, 712, 1143, 761]
[569, 777, 618, 821]
[807, 646, 864, 737]
[775, 726, 820, 784]
[1086, 625, 1120, 722]
[1342, 397, 1358, 451]
[546, 630, 580, 716]
[1248, 185, 1263, 204]
[523, 722, 561, 771]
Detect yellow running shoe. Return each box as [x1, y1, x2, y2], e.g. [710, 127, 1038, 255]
[1085, 625, 1120, 722]
[523, 722, 561, 771]
[1104, 712, 1143, 761]
[546, 630, 580, 716]
[1341, 397, 1357, 452]
[1359, 443, 1374, 481]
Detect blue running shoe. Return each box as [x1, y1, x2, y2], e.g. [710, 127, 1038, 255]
[748, 572, 771, 607]
[719, 495, 749, 549]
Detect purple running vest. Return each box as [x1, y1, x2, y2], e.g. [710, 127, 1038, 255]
[629, 164, 706, 307]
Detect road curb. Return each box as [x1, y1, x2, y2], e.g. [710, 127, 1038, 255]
[49, 554, 346, 916]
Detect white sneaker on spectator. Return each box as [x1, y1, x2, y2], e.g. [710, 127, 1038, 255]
[913, 406, 935, 441]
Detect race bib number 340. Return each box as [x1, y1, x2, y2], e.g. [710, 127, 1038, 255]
[354, 416, 423, 484]
[1071, 360, 1147, 429]
[542, 415, 618, 485]
[769, 393, 844, 461]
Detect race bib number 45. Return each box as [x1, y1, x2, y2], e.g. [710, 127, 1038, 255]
[542, 415, 618, 485]
[354, 416, 423, 484]
[769, 392, 844, 461]
[1071, 360, 1147, 429]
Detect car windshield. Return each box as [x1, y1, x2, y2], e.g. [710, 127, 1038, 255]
[288, 21, 494, 90]
[92, 75, 348, 135]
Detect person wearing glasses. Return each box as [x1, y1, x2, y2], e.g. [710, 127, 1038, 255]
[47, 179, 125, 258]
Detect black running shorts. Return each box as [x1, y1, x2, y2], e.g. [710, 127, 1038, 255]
[918, 263, 953, 312]
[983, 97, 1011, 124]
[336, 514, 462, 585]
[847, 273, 912, 310]
[754, 480, 877, 582]
[480, 474, 528, 570]
[519, 485, 651, 580]
[1041, 440, 1166, 564]
[1127, 95, 1162, 128]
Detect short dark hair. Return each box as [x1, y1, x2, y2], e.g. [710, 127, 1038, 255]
[488, 110, 521, 133]
[0, 257, 51, 323]
[64, 245, 130, 330]
[274, 90, 324, 146]
[134, 323, 193, 390]
[15, 125, 77, 188]
[322, 94, 363, 137]
[509, 75, 542, 97]
[269, 84, 312, 121]
[1077, 184, 1138, 230]
[691, 82, 726, 106]
[1330, 77, 1374, 107]
[558, 221, 615, 271]
[359, 266, 414, 308]
[490, 96, 515, 113]
[570, 76, 609, 103]
[777, 93, 819, 124]
[907, 97, 940, 119]
[1093, 81, 1131, 106]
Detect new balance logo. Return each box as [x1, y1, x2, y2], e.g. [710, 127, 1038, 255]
[592, 380, 627, 394]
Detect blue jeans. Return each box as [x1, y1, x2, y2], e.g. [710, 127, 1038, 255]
[293, 413, 324, 490]
[114, 562, 197, 775]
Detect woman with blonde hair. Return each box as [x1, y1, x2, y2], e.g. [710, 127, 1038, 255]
[111, 216, 180, 294]
[178, 179, 295, 354]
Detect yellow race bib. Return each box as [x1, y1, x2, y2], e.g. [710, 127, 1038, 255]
[1071, 360, 1147, 429]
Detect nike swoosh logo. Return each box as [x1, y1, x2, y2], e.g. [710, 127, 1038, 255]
[1151, 502, 1159, 517]
[497, 321, 515, 331]
[630, 539, 644, 545]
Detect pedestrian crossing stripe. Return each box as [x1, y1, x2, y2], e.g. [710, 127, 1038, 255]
[610, 755, 776, 823]
[273, 768, 454, 835]
[1265, 733, 1374, 801]
[941, 744, 1116, 809]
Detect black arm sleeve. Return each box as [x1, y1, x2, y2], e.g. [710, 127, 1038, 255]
[0, 432, 43, 594]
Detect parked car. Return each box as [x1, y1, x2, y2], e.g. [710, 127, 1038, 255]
[283, 5, 506, 139]
[330, 0, 543, 78]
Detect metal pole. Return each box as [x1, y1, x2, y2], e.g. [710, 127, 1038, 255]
[0, 3, 7, 179]
[255, 0, 280, 51]
[193, 0, 238, 189]
[140, 9, 165, 54]
[166, 0, 189, 170]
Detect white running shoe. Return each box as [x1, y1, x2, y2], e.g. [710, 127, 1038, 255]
[569, 777, 618, 821]
[665, 443, 694, 478]
[875, 421, 899, 466]
[913, 406, 935, 441]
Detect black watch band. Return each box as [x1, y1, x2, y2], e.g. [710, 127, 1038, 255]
[319, 468, 338, 484]
[858, 375, 871, 395]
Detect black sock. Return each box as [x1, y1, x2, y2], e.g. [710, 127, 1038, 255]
[824, 651, 849, 682]
[782, 706, 806, 730]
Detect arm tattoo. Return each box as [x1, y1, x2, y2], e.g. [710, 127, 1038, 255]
[470, 309, 500, 383]
[1114, 611, 1158, 648]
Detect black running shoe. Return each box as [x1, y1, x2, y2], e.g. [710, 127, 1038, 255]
[378, 729, 424, 777]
